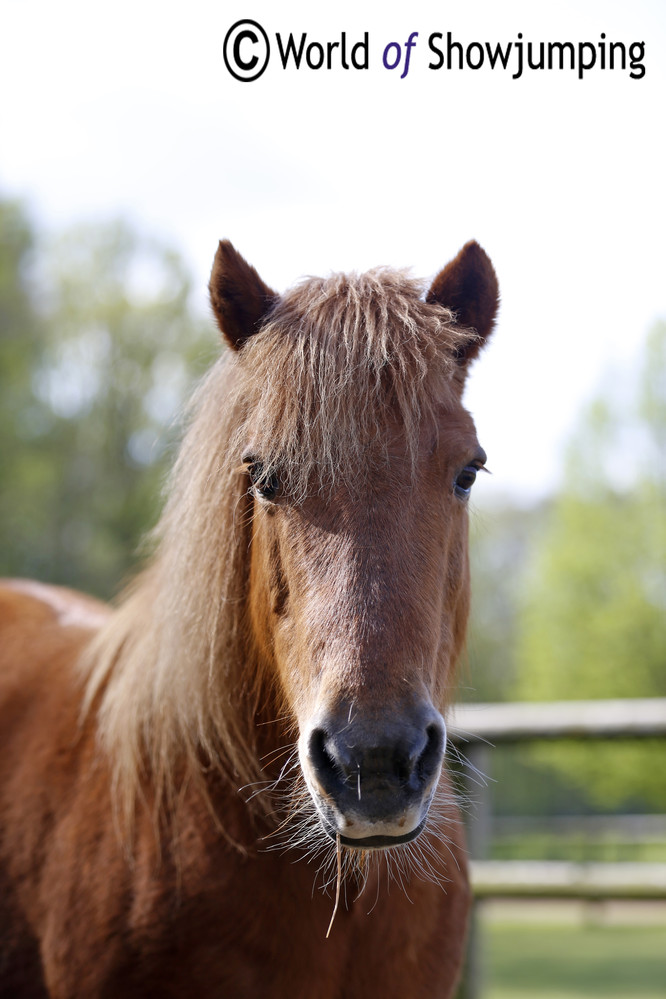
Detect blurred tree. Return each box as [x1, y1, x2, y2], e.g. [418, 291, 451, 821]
[464, 502, 549, 704]
[513, 322, 666, 809]
[0, 203, 216, 598]
[0, 199, 53, 579]
[0, 199, 42, 411]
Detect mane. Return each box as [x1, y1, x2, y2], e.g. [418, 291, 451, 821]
[81, 268, 475, 830]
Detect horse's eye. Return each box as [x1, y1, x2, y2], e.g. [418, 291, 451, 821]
[454, 466, 478, 499]
[245, 459, 280, 502]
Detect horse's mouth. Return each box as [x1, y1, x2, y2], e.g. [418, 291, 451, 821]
[321, 817, 427, 851]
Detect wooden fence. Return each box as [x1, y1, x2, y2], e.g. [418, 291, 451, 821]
[447, 698, 666, 999]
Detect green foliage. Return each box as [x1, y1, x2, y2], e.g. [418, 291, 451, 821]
[518, 493, 664, 700]
[0, 200, 216, 598]
[513, 323, 666, 809]
[465, 503, 549, 703]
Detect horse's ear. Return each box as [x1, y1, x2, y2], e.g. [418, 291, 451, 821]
[209, 240, 277, 351]
[427, 241, 499, 367]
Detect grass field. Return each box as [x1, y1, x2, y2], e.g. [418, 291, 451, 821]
[477, 903, 666, 999]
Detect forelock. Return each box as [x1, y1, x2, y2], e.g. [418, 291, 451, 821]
[229, 268, 473, 497]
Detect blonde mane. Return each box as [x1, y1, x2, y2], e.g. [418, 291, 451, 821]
[82, 268, 473, 827]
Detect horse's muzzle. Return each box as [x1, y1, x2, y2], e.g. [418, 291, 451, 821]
[300, 704, 446, 849]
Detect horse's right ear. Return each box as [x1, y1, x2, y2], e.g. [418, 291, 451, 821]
[209, 240, 277, 351]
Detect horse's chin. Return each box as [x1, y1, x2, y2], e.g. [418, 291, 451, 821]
[320, 817, 427, 851]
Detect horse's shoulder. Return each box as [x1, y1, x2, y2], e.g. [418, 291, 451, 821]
[0, 579, 107, 727]
[0, 579, 110, 632]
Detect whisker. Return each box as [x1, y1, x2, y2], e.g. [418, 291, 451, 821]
[250, 744, 467, 923]
[257, 715, 294, 729]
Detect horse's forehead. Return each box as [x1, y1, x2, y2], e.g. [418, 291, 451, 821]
[372, 398, 477, 455]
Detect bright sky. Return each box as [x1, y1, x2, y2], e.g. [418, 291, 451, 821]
[2, 0, 664, 503]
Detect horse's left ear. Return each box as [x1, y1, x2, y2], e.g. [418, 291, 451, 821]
[209, 240, 277, 351]
[427, 241, 499, 367]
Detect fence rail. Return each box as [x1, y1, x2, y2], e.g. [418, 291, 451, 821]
[470, 859, 666, 900]
[448, 697, 666, 743]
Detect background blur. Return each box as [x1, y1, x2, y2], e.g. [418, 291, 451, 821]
[1, 2, 664, 996]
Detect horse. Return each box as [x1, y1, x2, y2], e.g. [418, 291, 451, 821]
[0, 237, 499, 998]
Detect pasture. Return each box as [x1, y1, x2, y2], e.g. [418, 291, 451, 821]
[480, 901, 666, 999]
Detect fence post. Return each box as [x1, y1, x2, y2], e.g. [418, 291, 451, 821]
[457, 742, 492, 999]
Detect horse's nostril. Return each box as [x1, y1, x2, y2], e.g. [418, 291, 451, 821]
[308, 728, 328, 770]
[307, 727, 344, 793]
[417, 723, 445, 783]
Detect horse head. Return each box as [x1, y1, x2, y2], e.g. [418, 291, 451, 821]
[208, 240, 498, 851]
